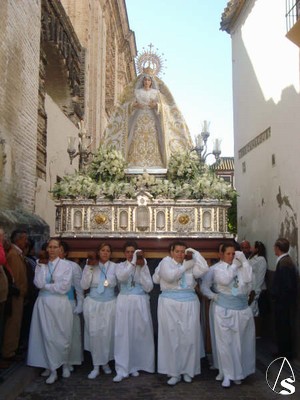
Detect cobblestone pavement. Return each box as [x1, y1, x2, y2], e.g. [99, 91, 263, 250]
[15, 356, 300, 400]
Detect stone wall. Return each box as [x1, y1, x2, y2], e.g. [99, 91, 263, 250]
[61, 0, 137, 148]
[0, 0, 41, 212]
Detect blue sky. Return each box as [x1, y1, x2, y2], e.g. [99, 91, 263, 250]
[126, 0, 234, 158]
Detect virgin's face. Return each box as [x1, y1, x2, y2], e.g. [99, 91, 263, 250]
[98, 245, 111, 263]
[171, 245, 186, 264]
[143, 77, 152, 89]
[124, 246, 135, 262]
[47, 240, 61, 261]
[222, 246, 235, 264]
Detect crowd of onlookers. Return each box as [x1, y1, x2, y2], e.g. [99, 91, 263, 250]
[0, 228, 298, 388]
[0, 228, 38, 369]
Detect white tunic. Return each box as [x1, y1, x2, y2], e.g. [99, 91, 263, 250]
[67, 260, 84, 365]
[80, 261, 117, 366]
[114, 260, 155, 377]
[27, 258, 73, 371]
[249, 255, 267, 316]
[153, 254, 208, 377]
[213, 260, 255, 380]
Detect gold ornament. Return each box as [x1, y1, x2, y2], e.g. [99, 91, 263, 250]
[178, 214, 190, 225]
[94, 213, 107, 224]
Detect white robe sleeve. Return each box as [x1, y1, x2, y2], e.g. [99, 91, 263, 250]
[80, 264, 94, 290]
[44, 262, 72, 294]
[237, 260, 252, 284]
[116, 261, 134, 282]
[214, 264, 237, 286]
[201, 268, 215, 299]
[159, 257, 185, 283]
[33, 263, 48, 289]
[152, 264, 161, 284]
[192, 252, 209, 278]
[252, 257, 267, 296]
[72, 263, 84, 307]
[139, 262, 154, 293]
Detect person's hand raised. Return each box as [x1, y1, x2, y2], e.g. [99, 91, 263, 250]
[87, 251, 98, 266]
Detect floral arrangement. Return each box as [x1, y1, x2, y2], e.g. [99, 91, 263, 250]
[167, 151, 201, 182]
[52, 173, 99, 199]
[52, 147, 235, 201]
[88, 146, 126, 182]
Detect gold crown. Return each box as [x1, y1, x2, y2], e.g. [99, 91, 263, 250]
[143, 66, 154, 75]
[136, 43, 166, 77]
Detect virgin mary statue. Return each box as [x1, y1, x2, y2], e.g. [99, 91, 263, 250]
[102, 48, 192, 173]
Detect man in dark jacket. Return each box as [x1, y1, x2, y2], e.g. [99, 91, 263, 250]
[271, 238, 298, 360]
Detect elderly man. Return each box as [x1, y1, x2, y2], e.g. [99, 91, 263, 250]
[240, 240, 251, 259]
[271, 238, 298, 360]
[2, 230, 28, 360]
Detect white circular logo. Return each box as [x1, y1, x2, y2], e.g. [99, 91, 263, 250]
[266, 357, 296, 395]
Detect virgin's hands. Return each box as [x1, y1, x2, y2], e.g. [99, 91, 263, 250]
[149, 100, 157, 109]
[133, 101, 144, 109]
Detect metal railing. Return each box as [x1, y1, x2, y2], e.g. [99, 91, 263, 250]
[286, 0, 300, 31]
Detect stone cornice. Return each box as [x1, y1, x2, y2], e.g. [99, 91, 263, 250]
[220, 0, 246, 33]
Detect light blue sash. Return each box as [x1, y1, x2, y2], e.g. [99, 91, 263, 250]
[160, 289, 197, 302]
[120, 282, 145, 295]
[67, 285, 75, 301]
[216, 292, 248, 310]
[39, 289, 66, 297]
[89, 286, 116, 302]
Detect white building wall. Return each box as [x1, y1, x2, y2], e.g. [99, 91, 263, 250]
[35, 95, 78, 235]
[231, 0, 300, 269]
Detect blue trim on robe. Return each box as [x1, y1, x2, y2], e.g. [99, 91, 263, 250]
[67, 285, 75, 301]
[216, 292, 248, 310]
[89, 286, 116, 302]
[160, 289, 197, 302]
[120, 282, 145, 295]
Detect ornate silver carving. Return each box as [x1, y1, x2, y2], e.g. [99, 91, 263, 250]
[55, 196, 232, 239]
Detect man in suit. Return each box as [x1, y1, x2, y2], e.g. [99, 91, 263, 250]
[2, 230, 28, 360]
[271, 238, 298, 360]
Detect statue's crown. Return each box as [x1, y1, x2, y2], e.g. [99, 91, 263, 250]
[143, 66, 154, 75]
[136, 43, 166, 78]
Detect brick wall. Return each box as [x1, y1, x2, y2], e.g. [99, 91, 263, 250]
[0, 1, 41, 212]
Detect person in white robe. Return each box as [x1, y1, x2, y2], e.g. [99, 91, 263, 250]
[152, 241, 208, 386]
[200, 243, 224, 373]
[27, 238, 73, 385]
[59, 242, 84, 377]
[80, 243, 117, 379]
[248, 241, 267, 317]
[113, 241, 155, 382]
[213, 244, 255, 388]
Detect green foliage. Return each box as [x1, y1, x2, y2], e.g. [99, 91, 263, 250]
[227, 191, 238, 234]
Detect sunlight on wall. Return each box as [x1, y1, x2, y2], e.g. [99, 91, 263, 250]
[241, 0, 299, 103]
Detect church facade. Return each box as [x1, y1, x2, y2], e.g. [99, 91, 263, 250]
[0, 0, 136, 237]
